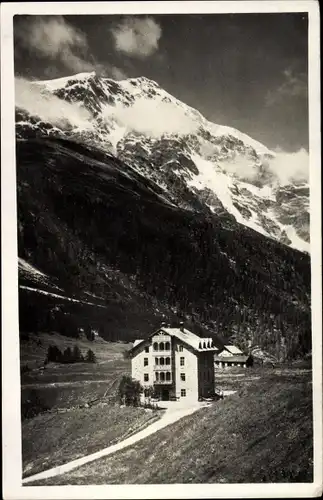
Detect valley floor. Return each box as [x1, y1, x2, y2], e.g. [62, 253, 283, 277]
[20, 341, 313, 485]
[23, 400, 208, 484]
[21, 333, 141, 478]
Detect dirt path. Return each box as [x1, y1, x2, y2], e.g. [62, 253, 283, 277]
[22, 402, 209, 485]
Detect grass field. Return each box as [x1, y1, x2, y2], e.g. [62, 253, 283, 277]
[22, 404, 161, 478]
[21, 333, 131, 409]
[20, 333, 163, 479]
[30, 366, 313, 485]
[20, 332, 129, 370]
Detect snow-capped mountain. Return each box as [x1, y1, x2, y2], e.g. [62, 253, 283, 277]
[15, 72, 309, 253]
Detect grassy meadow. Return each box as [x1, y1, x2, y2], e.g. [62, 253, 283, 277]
[22, 404, 160, 478]
[21, 333, 162, 478]
[30, 365, 313, 485]
[21, 332, 131, 409]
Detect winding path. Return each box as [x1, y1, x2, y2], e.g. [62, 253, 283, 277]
[22, 401, 209, 485]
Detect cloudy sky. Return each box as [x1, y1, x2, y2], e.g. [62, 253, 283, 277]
[14, 13, 308, 152]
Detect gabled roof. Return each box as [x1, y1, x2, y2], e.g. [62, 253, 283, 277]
[133, 339, 144, 348]
[159, 327, 218, 352]
[130, 326, 218, 354]
[162, 327, 201, 350]
[223, 345, 244, 355]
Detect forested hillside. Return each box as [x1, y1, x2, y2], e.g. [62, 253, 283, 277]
[16, 136, 311, 359]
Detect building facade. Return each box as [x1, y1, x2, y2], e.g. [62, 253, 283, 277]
[130, 323, 218, 402]
[214, 345, 250, 368]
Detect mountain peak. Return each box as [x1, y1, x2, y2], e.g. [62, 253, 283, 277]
[35, 71, 97, 91]
[16, 71, 309, 253]
[36, 72, 160, 92]
[127, 76, 159, 86]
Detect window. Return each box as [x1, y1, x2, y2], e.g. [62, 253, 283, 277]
[179, 345, 183, 352]
[160, 372, 165, 382]
[180, 373, 186, 381]
[144, 358, 148, 366]
[166, 371, 171, 381]
[165, 357, 170, 365]
[145, 346, 149, 353]
[160, 357, 165, 365]
[144, 373, 149, 382]
[165, 341, 170, 350]
[180, 357, 185, 366]
[159, 342, 165, 351]
[181, 389, 186, 397]
[155, 357, 159, 365]
[155, 372, 159, 381]
[153, 342, 158, 351]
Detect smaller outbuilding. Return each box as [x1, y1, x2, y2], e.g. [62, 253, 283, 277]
[214, 345, 252, 369]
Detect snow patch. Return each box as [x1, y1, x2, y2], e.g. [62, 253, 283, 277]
[18, 258, 47, 277]
[266, 210, 310, 253]
[188, 154, 253, 227]
[20, 285, 107, 308]
[35, 72, 96, 91]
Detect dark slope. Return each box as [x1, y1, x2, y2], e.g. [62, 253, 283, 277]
[16, 137, 311, 358]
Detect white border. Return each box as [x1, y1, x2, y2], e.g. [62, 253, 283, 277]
[1, 2, 322, 499]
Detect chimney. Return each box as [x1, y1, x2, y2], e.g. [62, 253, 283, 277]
[179, 321, 184, 332]
[161, 321, 166, 328]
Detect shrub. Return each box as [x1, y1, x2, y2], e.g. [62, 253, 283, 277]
[118, 375, 143, 406]
[143, 385, 155, 401]
[46, 345, 63, 363]
[21, 389, 51, 420]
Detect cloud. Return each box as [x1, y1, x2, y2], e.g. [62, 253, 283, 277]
[15, 16, 93, 73]
[265, 68, 308, 107]
[221, 148, 309, 186]
[15, 16, 126, 79]
[267, 148, 309, 185]
[111, 17, 162, 58]
[103, 65, 127, 80]
[102, 98, 198, 137]
[15, 77, 93, 130]
[220, 156, 261, 182]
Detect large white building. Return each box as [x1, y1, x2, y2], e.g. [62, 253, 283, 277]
[129, 322, 218, 402]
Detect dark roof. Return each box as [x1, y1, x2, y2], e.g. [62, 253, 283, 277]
[214, 355, 250, 363]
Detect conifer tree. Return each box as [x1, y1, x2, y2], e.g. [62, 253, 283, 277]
[72, 345, 83, 363]
[85, 349, 96, 363]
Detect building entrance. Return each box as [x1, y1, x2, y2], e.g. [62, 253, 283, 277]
[161, 389, 170, 401]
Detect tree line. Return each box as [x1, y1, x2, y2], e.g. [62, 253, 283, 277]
[17, 138, 311, 359]
[46, 344, 96, 364]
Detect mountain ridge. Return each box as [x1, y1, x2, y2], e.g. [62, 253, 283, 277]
[16, 134, 311, 359]
[16, 72, 309, 253]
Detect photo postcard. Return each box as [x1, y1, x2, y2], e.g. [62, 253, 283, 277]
[1, 1, 322, 499]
